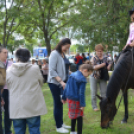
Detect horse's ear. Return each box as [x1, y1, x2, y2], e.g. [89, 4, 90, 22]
[96, 94, 102, 100]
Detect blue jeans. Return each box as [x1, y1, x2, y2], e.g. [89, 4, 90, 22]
[2, 89, 12, 134]
[13, 116, 40, 134]
[48, 83, 63, 128]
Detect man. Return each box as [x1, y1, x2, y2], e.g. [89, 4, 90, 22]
[0, 47, 13, 134]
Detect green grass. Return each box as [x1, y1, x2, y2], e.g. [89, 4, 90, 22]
[8, 83, 134, 134]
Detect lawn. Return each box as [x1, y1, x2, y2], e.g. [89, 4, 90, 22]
[9, 83, 134, 134]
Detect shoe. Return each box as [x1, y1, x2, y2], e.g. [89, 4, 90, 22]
[93, 108, 100, 111]
[70, 132, 77, 134]
[56, 127, 69, 133]
[62, 123, 71, 129]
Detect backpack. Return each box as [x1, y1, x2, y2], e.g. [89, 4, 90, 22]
[0, 61, 6, 86]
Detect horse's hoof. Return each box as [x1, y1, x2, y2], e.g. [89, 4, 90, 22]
[121, 120, 127, 124]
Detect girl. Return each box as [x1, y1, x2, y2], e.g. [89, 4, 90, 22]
[124, 7, 134, 48]
[62, 61, 93, 134]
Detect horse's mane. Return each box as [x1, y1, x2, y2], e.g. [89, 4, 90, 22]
[106, 46, 133, 101]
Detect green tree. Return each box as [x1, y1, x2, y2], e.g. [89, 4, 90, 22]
[0, 0, 32, 47]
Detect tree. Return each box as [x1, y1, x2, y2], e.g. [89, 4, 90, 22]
[17, 0, 84, 55]
[70, 0, 134, 52]
[0, 0, 32, 47]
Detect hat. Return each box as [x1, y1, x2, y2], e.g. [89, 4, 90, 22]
[129, 7, 134, 16]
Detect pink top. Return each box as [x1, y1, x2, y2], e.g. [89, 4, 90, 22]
[4, 60, 13, 89]
[126, 23, 134, 45]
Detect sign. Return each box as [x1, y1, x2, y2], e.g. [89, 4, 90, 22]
[33, 47, 48, 58]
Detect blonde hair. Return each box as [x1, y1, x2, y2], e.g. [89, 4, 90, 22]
[79, 60, 93, 71]
[95, 44, 104, 51]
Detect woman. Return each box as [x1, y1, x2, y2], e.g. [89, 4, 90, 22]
[90, 44, 112, 111]
[42, 59, 48, 83]
[6, 48, 47, 134]
[48, 38, 71, 133]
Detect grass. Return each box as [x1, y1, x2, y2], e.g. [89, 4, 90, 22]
[7, 83, 134, 134]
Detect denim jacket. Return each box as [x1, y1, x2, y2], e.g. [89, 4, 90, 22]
[62, 71, 87, 107]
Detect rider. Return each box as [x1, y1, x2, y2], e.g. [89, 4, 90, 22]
[124, 7, 134, 48]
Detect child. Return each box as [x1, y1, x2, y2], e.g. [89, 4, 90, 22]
[62, 61, 93, 134]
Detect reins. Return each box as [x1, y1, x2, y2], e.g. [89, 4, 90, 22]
[117, 47, 134, 110]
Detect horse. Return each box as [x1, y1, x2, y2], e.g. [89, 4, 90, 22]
[97, 46, 134, 128]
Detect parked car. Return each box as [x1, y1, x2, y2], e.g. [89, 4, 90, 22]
[68, 56, 75, 63]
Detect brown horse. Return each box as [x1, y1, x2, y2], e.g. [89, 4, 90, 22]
[97, 46, 134, 128]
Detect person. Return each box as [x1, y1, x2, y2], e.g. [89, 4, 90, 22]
[42, 59, 49, 83]
[31, 59, 36, 65]
[82, 53, 87, 63]
[124, 7, 134, 48]
[86, 53, 92, 60]
[0, 47, 8, 134]
[74, 53, 83, 70]
[38, 60, 42, 70]
[48, 38, 71, 133]
[62, 61, 93, 134]
[6, 48, 47, 134]
[1, 48, 13, 134]
[113, 54, 117, 69]
[90, 44, 112, 111]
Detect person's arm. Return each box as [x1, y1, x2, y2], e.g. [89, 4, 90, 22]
[55, 76, 66, 89]
[92, 57, 106, 70]
[79, 83, 86, 108]
[62, 84, 67, 104]
[107, 64, 112, 71]
[123, 24, 131, 49]
[94, 63, 106, 70]
[49, 52, 66, 89]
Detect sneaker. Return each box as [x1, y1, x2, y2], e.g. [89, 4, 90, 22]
[62, 123, 71, 129]
[56, 127, 69, 133]
[70, 132, 77, 134]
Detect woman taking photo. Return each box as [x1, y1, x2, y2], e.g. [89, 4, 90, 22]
[90, 44, 112, 111]
[6, 48, 47, 134]
[48, 38, 71, 133]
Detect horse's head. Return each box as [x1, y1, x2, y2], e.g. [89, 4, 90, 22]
[97, 95, 117, 128]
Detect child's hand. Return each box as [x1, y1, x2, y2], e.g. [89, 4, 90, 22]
[62, 100, 66, 104]
[80, 107, 84, 111]
[130, 40, 134, 47]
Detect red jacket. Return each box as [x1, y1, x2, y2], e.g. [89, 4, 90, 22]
[75, 56, 83, 64]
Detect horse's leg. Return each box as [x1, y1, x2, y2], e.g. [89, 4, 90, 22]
[121, 91, 128, 123]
